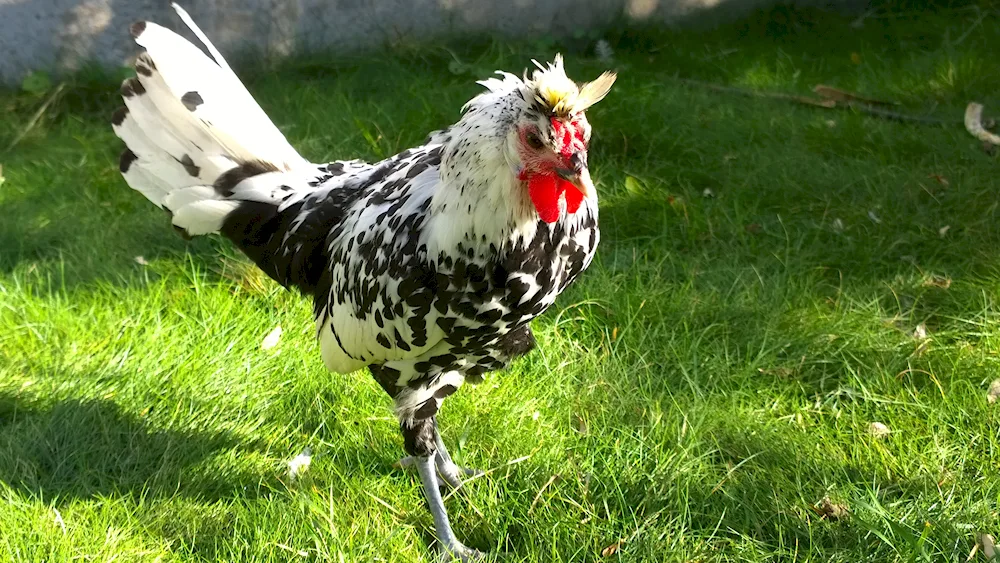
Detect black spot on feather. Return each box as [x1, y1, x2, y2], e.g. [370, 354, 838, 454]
[393, 328, 411, 352]
[176, 154, 200, 177]
[130, 21, 147, 38]
[214, 160, 280, 196]
[434, 384, 458, 399]
[401, 417, 436, 456]
[120, 77, 145, 97]
[370, 365, 401, 397]
[111, 107, 128, 126]
[414, 399, 438, 420]
[181, 91, 203, 111]
[119, 149, 137, 173]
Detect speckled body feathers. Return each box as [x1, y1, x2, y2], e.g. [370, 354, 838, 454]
[111, 7, 602, 426]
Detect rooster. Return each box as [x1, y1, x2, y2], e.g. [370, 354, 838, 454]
[113, 4, 615, 560]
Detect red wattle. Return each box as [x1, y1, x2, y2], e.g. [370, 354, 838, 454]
[527, 173, 585, 223]
[564, 181, 583, 213]
[528, 174, 562, 223]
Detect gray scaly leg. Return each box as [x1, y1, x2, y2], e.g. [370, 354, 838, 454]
[433, 432, 484, 489]
[401, 417, 487, 561]
[414, 455, 488, 562]
[399, 419, 483, 489]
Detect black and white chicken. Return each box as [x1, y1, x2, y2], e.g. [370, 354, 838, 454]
[113, 5, 615, 559]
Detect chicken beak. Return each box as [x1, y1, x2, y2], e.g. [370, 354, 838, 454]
[556, 151, 596, 200]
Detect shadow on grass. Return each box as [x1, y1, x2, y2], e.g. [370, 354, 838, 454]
[0, 163, 226, 292]
[0, 390, 274, 501]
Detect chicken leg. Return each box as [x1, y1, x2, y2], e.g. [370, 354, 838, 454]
[400, 431, 483, 489]
[414, 455, 488, 562]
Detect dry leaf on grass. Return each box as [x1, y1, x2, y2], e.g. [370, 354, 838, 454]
[929, 174, 950, 187]
[134, 256, 149, 266]
[979, 533, 997, 560]
[913, 323, 928, 340]
[869, 422, 890, 438]
[987, 380, 1000, 404]
[816, 496, 849, 520]
[939, 225, 951, 237]
[922, 275, 952, 289]
[262, 325, 283, 350]
[758, 366, 794, 379]
[601, 540, 622, 557]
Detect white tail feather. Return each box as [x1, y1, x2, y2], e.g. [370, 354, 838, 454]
[113, 4, 309, 236]
[124, 165, 174, 206]
[171, 200, 242, 236]
[170, 4, 236, 77]
[162, 185, 218, 210]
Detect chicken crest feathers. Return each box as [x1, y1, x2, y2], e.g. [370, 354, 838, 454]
[527, 54, 617, 117]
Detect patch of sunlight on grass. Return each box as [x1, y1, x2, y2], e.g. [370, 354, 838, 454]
[734, 59, 801, 90]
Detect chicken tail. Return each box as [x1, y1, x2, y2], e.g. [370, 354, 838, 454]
[112, 3, 310, 237]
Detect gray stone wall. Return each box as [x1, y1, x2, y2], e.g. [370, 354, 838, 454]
[0, 0, 860, 85]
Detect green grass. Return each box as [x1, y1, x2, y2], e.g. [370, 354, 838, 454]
[3, 2, 1000, 561]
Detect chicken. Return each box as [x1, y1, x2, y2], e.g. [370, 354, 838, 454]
[112, 4, 615, 560]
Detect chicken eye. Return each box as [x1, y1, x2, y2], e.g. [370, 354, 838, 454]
[525, 131, 544, 150]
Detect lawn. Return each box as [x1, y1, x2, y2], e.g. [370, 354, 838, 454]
[2, 3, 1000, 561]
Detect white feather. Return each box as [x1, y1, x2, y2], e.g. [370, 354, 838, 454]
[162, 185, 218, 210]
[120, 90, 194, 165]
[139, 10, 307, 170]
[122, 165, 173, 207]
[171, 200, 241, 235]
[170, 3, 234, 74]
[114, 6, 314, 236]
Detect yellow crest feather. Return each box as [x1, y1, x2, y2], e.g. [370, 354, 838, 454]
[529, 54, 616, 116]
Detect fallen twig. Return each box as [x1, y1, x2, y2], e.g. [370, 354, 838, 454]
[674, 77, 835, 108]
[674, 77, 963, 125]
[528, 474, 560, 514]
[848, 103, 958, 124]
[814, 84, 897, 107]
